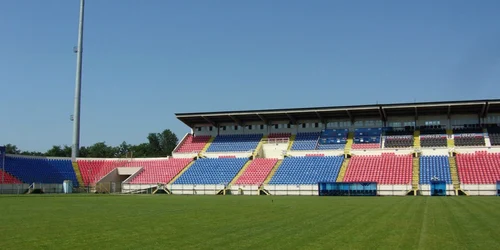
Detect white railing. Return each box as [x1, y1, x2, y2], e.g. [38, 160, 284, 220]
[265, 138, 290, 144]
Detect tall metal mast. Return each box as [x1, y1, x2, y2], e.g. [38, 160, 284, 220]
[72, 0, 85, 161]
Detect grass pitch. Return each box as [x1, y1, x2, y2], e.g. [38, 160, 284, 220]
[0, 195, 499, 249]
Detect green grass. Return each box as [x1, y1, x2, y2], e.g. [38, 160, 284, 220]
[1, 195, 500, 249]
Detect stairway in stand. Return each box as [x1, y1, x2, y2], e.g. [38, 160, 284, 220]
[168, 160, 196, 185]
[72, 161, 85, 187]
[413, 130, 421, 149]
[412, 157, 419, 192]
[228, 159, 253, 186]
[253, 136, 268, 158]
[336, 158, 350, 182]
[287, 135, 296, 151]
[446, 129, 455, 148]
[448, 156, 461, 192]
[199, 137, 215, 155]
[344, 132, 354, 155]
[263, 159, 283, 184]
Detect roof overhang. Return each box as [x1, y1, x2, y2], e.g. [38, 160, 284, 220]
[175, 99, 500, 127]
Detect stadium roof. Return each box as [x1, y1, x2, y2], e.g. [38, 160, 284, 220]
[176, 99, 500, 127]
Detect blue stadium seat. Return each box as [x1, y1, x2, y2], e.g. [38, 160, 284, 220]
[269, 156, 344, 184]
[4, 156, 78, 187]
[419, 156, 451, 184]
[173, 158, 248, 184]
[206, 134, 262, 152]
[291, 132, 320, 150]
[316, 144, 345, 150]
[316, 129, 347, 150]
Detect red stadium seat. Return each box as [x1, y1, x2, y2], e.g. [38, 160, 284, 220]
[351, 143, 380, 150]
[77, 158, 192, 185]
[0, 169, 23, 184]
[456, 151, 500, 184]
[175, 135, 211, 153]
[343, 154, 412, 184]
[235, 158, 278, 185]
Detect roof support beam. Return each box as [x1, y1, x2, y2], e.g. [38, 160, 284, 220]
[202, 116, 217, 127]
[414, 107, 418, 121]
[379, 107, 387, 121]
[447, 105, 452, 119]
[256, 113, 268, 124]
[286, 113, 297, 124]
[346, 110, 354, 124]
[315, 111, 326, 124]
[481, 102, 490, 118]
[229, 115, 243, 126]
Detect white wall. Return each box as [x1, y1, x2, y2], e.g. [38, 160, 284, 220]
[419, 184, 455, 196]
[203, 152, 253, 158]
[262, 143, 288, 159]
[378, 185, 412, 196]
[417, 115, 449, 128]
[287, 150, 344, 157]
[454, 147, 500, 154]
[350, 148, 414, 156]
[267, 121, 297, 135]
[297, 120, 324, 133]
[192, 125, 218, 137]
[450, 114, 479, 126]
[386, 116, 416, 127]
[169, 184, 225, 195]
[0, 184, 30, 194]
[263, 184, 318, 196]
[420, 148, 450, 156]
[461, 184, 497, 196]
[230, 184, 261, 195]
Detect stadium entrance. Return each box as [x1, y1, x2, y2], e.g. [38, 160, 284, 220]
[430, 180, 446, 196]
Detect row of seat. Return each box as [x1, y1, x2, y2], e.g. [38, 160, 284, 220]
[420, 135, 447, 147]
[4, 156, 78, 186]
[420, 156, 451, 184]
[206, 134, 262, 152]
[0, 169, 23, 184]
[175, 135, 211, 153]
[78, 158, 192, 185]
[268, 133, 291, 139]
[456, 152, 500, 184]
[385, 136, 413, 148]
[343, 154, 412, 184]
[234, 158, 278, 185]
[173, 130, 498, 155]
[173, 158, 247, 185]
[490, 133, 500, 146]
[127, 158, 193, 184]
[454, 135, 485, 147]
[269, 156, 343, 184]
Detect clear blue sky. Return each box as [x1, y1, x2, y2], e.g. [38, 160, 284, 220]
[1, 0, 500, 152]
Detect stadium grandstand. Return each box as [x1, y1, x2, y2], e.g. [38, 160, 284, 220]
[2, 99, 500, 196]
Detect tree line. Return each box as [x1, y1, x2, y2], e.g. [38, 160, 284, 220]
[3, 129, 179, 158]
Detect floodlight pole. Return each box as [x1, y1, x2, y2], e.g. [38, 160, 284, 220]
[72, 0, 85, 161]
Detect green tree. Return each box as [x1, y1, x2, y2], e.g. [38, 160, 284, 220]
[20, 151, 44, 156]
[87, 142, 117, 158]
[146, 129, 178, 157]
[129, 143, 152, 158]
[115, 141, 131, 158]
[3, 128, 179, 158]
[5, 144, 21, 154]
[79, 146, 89, 158]
[45, 145, 72, 157]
